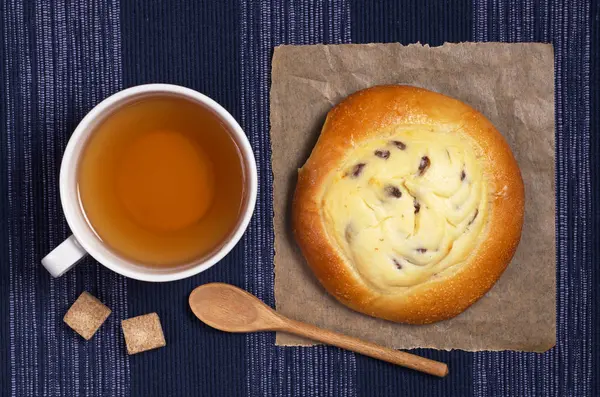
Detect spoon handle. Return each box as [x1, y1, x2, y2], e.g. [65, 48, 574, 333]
[279, 319, 448, 377]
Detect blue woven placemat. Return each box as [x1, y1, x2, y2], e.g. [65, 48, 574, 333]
[1, 1, 598, 396]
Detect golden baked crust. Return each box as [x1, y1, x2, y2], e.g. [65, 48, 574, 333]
[292, 85, 524, 324]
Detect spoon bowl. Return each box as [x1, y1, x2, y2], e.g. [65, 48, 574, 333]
[189, 282, 284, 332]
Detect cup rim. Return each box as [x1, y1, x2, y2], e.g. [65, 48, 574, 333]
[60, 84, 257, 282]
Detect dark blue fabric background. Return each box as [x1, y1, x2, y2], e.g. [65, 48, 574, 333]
[1, 0, 599, 396]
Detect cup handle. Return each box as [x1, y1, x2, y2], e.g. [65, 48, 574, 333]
[42, 235, 88, 277]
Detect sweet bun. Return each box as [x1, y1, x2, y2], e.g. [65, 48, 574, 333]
[292, 85, 524, 324]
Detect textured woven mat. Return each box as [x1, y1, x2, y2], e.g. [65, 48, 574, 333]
[1, 1, 598, 396]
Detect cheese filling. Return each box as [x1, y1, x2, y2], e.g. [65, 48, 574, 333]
[322, 125, 489, 291]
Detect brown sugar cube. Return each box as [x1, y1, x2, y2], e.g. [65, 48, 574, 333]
[121, 313, 166, 355]
[63, 291, 112, 340]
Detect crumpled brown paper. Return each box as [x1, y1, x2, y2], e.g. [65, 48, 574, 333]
[271, 43, 555, 352]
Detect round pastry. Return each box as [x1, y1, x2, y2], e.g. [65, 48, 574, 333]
[292, 85, 524, 324]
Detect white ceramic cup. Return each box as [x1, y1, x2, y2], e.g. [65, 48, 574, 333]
[42, 84, 257, 282]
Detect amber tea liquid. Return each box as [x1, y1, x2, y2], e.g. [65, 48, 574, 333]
[78, 96, 245, 267]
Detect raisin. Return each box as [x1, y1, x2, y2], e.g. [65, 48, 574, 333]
[414, 199, 421, 214]
[344, 224, 354, 243]
[392, 258, 403, 270]
[461, 170, 466, 181]
[350, 163, 366, 178]
[416, 248, 427, 254]
[374, 149, 390, 159]
[468, 209, 479, 226]
[418, 156, 430, 176]
[391, 140, 406, 150]
[384, 185, 402, 198]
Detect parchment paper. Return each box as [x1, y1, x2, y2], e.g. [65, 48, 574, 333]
[271, 43, 555, 352]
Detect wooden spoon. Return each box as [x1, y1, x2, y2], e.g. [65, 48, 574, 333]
[189, 283, 448, 377]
